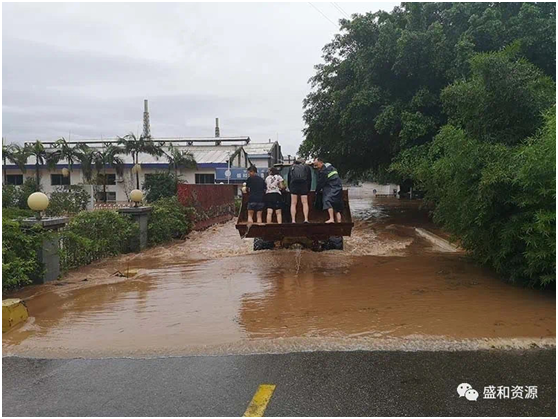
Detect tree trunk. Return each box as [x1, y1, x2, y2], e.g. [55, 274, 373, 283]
[35, 163, 40, 189]
[135, 152, 140, 189]
[103, 166, 107, 203]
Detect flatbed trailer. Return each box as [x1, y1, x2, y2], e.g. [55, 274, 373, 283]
[235, 189, 354, 251]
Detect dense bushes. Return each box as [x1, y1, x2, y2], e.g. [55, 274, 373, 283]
[147, 196, 194, 246]
[60, 210, 139, 270]
[143, 172, 180, 203]
[2, 219, 46, 290]
[2, 177, 41, 209]
[302, 3, 555, 287]
[46, 186, 90, 216]
[391, 51, 555, 287]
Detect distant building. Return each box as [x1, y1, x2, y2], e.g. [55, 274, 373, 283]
[3, 138, 251, 202]
[2, 101, 287, 202]
[244, 139, 283, 169]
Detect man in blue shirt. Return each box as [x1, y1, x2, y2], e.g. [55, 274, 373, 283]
[245, 166, 265, 224]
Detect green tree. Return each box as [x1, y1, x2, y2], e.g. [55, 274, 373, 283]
[117, 133, 165, 189]
[300, 2, 555, 177]
[51, 137, 80, 174]
[2, 143, 29, 184]
[25, 140, 58, 188]
[75, 143, 98, 184]
[92, 144, 125, 203]
[164, 143, 196, 178]
[143, 172, 179, 203]
[391, 51, 555, 287]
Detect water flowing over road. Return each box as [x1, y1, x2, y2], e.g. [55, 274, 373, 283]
[3, 185, 555, 358]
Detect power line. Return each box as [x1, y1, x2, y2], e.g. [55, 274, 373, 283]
[308, 2, 337, 27]
[333, 2, 351, 19]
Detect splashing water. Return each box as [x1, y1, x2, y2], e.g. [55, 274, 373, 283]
[294, 247, 303, 276]
[2, 186, 555, 358]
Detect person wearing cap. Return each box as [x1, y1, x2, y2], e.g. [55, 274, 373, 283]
[313, 158, 343, 223]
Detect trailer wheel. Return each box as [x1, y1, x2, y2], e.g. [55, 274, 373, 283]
[254, 238, 275, 251]
[323, 236, 343, 251]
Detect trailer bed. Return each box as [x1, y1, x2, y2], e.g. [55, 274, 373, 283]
[235, 190, 353, 241]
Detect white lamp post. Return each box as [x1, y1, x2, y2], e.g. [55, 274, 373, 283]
[27, 192, 49, 220]
[130, 189, 143, 208]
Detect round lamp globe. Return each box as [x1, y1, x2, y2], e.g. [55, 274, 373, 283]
[130, 189, 143, 203]
[28, 192, 49, 211]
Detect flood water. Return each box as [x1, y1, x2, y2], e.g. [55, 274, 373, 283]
[3, 184, 555, 358]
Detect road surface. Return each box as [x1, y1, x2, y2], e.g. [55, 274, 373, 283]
[3, 349, 555, 416]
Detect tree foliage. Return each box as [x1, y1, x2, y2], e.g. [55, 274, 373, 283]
[147, 196, 195, 246]
[300, 2, 555, 176]
[142, 171, 180, 203]
[390, 51, 555, 287]
[302, 3, 555, 287]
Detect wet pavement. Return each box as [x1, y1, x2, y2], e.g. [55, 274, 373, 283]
[2, 185, 555, 357]
[3, 350, 555, 416]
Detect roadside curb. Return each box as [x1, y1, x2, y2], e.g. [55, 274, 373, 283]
[414, 228, 460, 253]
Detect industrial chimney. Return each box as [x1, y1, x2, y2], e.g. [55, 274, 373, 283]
[143, 99, 151, 138]
[215, 117, 220, 138]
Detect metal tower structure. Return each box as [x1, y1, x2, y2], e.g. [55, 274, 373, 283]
[215, 117, 220, 138]
[143, 99, 151, 138]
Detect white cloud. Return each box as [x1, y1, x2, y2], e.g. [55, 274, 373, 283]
[2, 2, 398, 154]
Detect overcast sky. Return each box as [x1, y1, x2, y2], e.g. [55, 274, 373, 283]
[2, 2, 398, 155]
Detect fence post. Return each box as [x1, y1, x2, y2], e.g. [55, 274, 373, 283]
[21, 217, 69, 283]
[117, 207, 153, 250]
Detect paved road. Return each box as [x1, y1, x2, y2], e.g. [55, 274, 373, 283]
[3, 349, 555, 416]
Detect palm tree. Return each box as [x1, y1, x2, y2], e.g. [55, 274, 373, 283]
[74, 143, 97, 184]
[25, 140, 58, 188]
[92, 144, 125, 203]
[51, 137, 80, 176]
[117, 133, 164, 189]
[3, 142, 29, 184]
[164, 143, 197, 178]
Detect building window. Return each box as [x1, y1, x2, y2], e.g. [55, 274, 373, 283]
[195, 174, 215, 184]
[96, 174, 116, 185]
[96, 191, 116, 202]
[51, 174, 71, 186]
[6, 174, 23, 185]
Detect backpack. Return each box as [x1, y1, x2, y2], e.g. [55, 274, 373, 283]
[290, 164, 307, 182]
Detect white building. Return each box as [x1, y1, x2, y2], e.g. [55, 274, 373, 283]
[3, 138, 252, 202]
[243, 140, 283, 169]
[2, 100, 288, 202]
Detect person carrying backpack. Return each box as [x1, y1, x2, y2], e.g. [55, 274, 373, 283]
[288, 158, 312, 223]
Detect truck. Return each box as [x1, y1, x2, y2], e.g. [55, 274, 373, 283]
[235, 163, 354, 251]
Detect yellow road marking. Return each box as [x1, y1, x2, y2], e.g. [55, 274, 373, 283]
[243, 384, 276, 417]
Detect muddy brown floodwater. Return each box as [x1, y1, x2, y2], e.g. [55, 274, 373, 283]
[3, 184, 555, 358]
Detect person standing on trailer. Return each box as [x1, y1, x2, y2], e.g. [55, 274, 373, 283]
[245, 166, 266, 224]
[288, 158, 312, 223]
[264, 167, 285, 224]
[314, 158, 343, 223]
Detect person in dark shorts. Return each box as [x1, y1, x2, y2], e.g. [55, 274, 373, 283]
[245, 166, 265, 224]
[264, 167, 285, 224]
[288, 159, 312, 223]
[314, 157, 343, 223]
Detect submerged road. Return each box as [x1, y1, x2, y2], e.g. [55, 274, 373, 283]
[3, 349, 555, 416]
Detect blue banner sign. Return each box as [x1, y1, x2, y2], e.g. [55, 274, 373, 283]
[215, 167, 268, 182]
